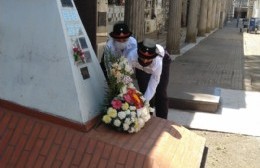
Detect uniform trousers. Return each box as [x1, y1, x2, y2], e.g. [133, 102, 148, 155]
[135, 54, 171, 119]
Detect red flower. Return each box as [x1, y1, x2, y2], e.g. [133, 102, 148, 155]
[123, 94, 133, 104]
[126, 88, 143, 109]
[73, 47, 79, 52]
[111, 99, 122, 110]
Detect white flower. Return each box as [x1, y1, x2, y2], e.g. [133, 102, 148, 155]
[122, 76, 133, 85]
[119, 61, 125, 67]
[129, 106, 136, 111]
[128, 83, 135, 89]
[140, 106, 149, 117]
[113, 119, 121, 127]
[128, 127, 135, 133]
[138, 118, 145, 128]
[143, 99, 149, 105]
[143, 114, 151, 122]
[119, 57, 126, 63]
[118, 111, 126, 120]
[134, 124, 141, 132]
[125, 110, 131, 115]
[120, 85, 128, 94]
[124, 117, 131, 125]
[137, 111, 141, 118]
[115, 73, 123, 82]
[123, 123, 130, 131]
[136, 90, 142, 94]
[112, 63, 119, 68]
[130, 112, 136, 118]
[137, 106, 148, 117]
[149, 107, 155, 113]
[125, 63, 133, 74]
[131, 116, 136, 122]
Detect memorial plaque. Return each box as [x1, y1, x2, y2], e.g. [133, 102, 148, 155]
[79, 37, 88, 49]
[61, 0, 73, 7]
[80, 66, 90, 80]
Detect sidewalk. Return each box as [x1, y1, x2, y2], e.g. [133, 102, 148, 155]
[163, 20, 260, 136]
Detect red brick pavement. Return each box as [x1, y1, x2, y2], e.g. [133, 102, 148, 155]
[0, 106, 205, 168]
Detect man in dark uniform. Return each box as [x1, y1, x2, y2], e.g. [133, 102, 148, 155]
[128, 38, 171, 119]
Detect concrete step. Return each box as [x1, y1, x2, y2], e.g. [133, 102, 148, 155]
[168, 84, 221, 113]
[251, 73, 260, 91]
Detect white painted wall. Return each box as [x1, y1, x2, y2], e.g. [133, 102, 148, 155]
[0, 0, 107, 123]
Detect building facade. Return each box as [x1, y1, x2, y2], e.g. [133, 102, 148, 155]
[95, 0, 233, 56]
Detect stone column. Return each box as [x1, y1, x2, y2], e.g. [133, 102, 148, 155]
[215, 0, 221, 29]
[166, 0, 182, 55]
[222, 0, 227, 26]
[124, 0, 145, 42]
[211, 0, 217, 30]
[231, 0, 235, 19]
[227, 0, 233, 22]
[219, 0, 225, 28]
[181, 0, 188, 27]
[198, 0, 208, 36]
[206, 0, 213, 33]
[247, 0, 254, 19]
[247, 3, 253, 19]
[185, 0, 198, 43]
[162, 0, 169, 30]
[196, 0, 202, 35]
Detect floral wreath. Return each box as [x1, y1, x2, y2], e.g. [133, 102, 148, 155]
[102, 48, 154, 133]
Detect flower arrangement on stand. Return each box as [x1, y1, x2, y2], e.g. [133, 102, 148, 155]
[102, 49, 154, 133]
[73, 46, 85, 63]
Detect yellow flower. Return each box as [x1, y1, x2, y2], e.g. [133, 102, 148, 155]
[134, 119, 139, 128]
[107, 107, 117, 118]
[121, 102, 129, 111]
[102, 115, 112, 124]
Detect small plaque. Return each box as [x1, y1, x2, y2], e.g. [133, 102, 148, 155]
[61, 0, 73, 7]
[79, 37, 88, 49]
[98, 12, 107, 26]
[80, 66, 90, 80]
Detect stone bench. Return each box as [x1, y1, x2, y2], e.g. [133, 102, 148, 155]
[168, 84, 221, 113]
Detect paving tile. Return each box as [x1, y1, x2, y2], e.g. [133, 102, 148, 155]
[40, 127, 58, 156]
[43, 144, 60, 168]
[0, 108, 205, 168]
[14, 150, 30, 168]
